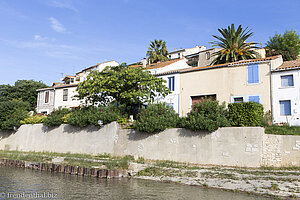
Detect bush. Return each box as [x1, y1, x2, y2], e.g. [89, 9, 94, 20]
[228, 102, 264, 126]
[20, 115, 47, 124]
[0, 100, 31, 130]
[133, 102, 179, 133]
[182, 100, 230, 132]
[43, 108, 70, 127]
[67, 105, 126, 127]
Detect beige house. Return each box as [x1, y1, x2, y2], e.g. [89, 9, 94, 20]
[179, 55, 283, 116]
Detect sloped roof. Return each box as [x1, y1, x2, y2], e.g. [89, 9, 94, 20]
[181, 55, 281, 73]
[129, 59, 183, 70]
[274, 59, 300, 71]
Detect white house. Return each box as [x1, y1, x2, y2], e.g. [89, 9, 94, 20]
[36, 61, 119, 114]
[168, 46, 206, 60]
[272, 60, 300, 126]
[140, 59, 191, 114]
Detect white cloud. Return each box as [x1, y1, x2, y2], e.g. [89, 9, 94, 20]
[46, 0, 78, 12]
[49, 17, 67, 33]
[34, 35, 47, 41]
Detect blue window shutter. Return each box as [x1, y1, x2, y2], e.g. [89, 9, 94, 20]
[249, 96, 260, 103]
[253, 64, 259, 83]
[248, 64, 259, 84]
[247, 65, 253, 83]
[172, 77, 175, 91]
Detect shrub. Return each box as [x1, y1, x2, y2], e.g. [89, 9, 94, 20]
[67, 105, 126, 127]
[20, 115, 47, 124]
[182, 100, 230, 132]
[133, 102, 179, 133]
[228, 102, 264, 126]
[0, 100, 31, 130]
[43, 108, 70, 127]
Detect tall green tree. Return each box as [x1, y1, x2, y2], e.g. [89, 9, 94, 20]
[0, 80, 47, 109]
[210, 24, 258, 65]
[266, 30, 300, 61]
[146, 39, 169, 64]
[76, 63, 170, 115]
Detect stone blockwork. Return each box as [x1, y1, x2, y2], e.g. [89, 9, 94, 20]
[262, 134, 300, 167]
[0, 123, 299, 168]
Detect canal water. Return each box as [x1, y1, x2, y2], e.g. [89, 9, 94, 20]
[0, 166, 270, 200]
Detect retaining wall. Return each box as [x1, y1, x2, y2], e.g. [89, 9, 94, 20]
[0, 123, 299, 168]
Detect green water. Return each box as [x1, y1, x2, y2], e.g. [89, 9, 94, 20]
[0, 166, 271, 200]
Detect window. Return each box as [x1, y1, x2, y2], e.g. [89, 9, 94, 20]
[178, 53, 181, 58]
[63, 89, 68, 101]
[168, 76, 175, 91]
[166, 103, 174, 108]
[191, 94, 216, 106]
[234, 97, 244, 103]
[280, 100, 291, 115]
[206, 52, 210, 60]
[45, 91, 49, 103]
[247, 64, 259, 84]
[281, 75, 294, 87]
[70, 78, 74, 83]
[249, 96, 260, 103]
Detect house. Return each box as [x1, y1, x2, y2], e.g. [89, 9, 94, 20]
[36, 61, 119, 114]
[168, 46, 206, 60]
[131, 59, 192, 114]
[185, 47, 266, 67]
[179, 55, 283, 116]
[271, 60, 300, 126]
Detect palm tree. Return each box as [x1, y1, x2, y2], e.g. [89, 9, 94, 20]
[210, 24, 259, 65]
[146, 39, 169, 64]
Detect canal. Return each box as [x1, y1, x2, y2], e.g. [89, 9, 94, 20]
[0, 166, 271, 199]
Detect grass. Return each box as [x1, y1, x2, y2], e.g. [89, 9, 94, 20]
[0, 150, 134, 169]
[265, 125, 300, 135]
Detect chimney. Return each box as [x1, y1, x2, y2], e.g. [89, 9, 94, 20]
[141, 58, 147, 67]
[174, 48, 177, 51]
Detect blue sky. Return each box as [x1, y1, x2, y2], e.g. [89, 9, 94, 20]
[0, 0, 299, 85]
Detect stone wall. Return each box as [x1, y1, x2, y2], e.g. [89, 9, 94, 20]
[0, 123, 299, 168]
[262, 134, 300, 167]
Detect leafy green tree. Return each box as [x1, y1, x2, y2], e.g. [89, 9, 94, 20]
[76, 64, 170, 115]
[211, 24, 258, 65]
[0, 80, 48, 109]
[0, 100, 31, 130]
[146, 39, 169, 64]
[266, 30, 300, 61]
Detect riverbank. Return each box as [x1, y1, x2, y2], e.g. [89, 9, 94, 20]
[0, 150, 299, 199]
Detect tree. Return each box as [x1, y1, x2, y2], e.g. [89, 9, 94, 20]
[0, 100, 31, 130]
[210, 24, 258, 65]
[266, 30, 300, 61]
[0, 80, 48, 109]
[76, 63, 170, 115]
[146, 39, 169, 64]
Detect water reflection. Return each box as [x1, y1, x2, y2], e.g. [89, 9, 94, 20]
[0, 166, 269, 200]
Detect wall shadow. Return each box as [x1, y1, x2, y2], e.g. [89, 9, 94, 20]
[0, 130, 14, 140]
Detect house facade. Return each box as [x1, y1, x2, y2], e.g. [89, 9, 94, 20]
[36, 61, 119, 114]
[179, 55, 283, 116]
[168, 46, 206, 60]
[137, 59, 191, 114]
[271, 60, 300, 126]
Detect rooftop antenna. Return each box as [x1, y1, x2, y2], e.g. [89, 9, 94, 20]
[60, 73, 64, 78]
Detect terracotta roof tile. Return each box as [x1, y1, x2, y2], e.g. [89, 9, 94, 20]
[146, 59, 182, 70]
[181, 55, 281, 73]
[275, 59, 300, 71]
